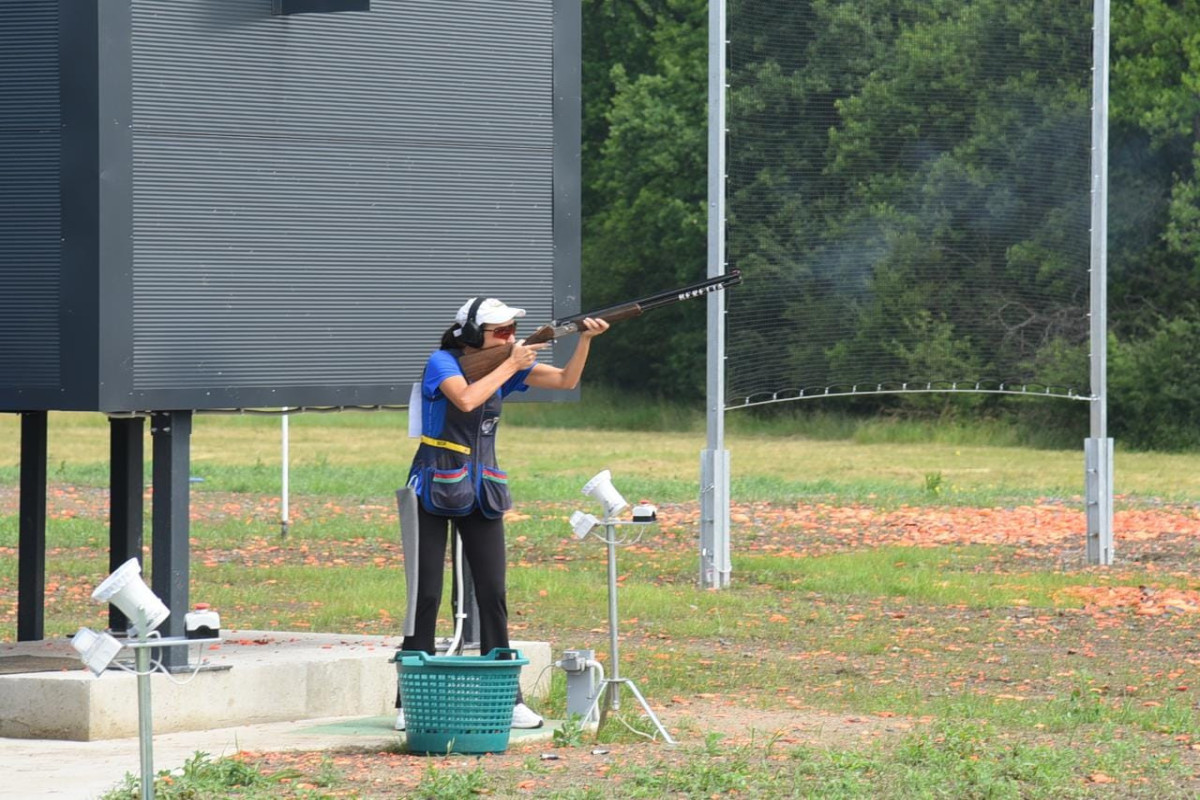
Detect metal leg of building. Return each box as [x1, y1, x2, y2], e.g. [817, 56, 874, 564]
[151, 411, 192, 670]
[109, 416, 146, 634]
[18, 411, 48, 642]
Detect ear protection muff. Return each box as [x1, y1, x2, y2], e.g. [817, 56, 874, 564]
[457, 296, 486, 348]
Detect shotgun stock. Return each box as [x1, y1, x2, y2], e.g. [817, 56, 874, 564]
[458, 271, 742, 382]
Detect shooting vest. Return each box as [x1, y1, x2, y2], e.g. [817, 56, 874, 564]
[408, 350, 513, 520]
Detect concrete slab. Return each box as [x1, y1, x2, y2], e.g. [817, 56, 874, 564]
[0, 632, 551, 741]
[0, 713, 561, 799]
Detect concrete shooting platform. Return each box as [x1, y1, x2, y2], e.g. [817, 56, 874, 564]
[0, 631, 556, 798]
[0, 631, 552, 741]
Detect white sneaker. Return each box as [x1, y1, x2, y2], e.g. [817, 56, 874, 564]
[394, 709, 406, 731]
[511, 702, 544, 729]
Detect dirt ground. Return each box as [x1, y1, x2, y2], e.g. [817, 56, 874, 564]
[6, 485, 1200, 795]
[246, 698, 911, 798]
[235, 496, 1200, 798]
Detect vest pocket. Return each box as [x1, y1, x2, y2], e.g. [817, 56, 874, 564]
[479, 467, 512, 518]
[421, 462, 475, 516]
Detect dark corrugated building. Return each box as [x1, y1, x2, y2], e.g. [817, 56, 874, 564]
[0, 0, 579, 412]
[0, 0, 580, 645]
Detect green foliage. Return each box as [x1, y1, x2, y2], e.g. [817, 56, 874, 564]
[576, 0, 1200, 448]
[582, 0, 709, 397]
[415, 764, 488, 799]
[730, 0, 1094, 401]
[507, 384, 1089, 450]
[582, 0, 683, 197]
[1112, 0, 1200, 178]
[893, 719, 1078, 797]
[1109, 314, 1200, 450]
[744, 545, 1087, 609]
[505, 384, 703, 431]
[1108, 0, 1200, 340]
[98, 751, 308, 800]
[552, 714, 588, 747]
[616, 746, 755, 795]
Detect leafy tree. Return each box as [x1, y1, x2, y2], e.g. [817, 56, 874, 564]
[728, 0, 1092, 401]
[578, 0, 1200, 448]
[1109, 313, 1200, 450]
[1109, 0, 1200, 329]
[582, 0, 709, 397]
[583, 1, 681, 217]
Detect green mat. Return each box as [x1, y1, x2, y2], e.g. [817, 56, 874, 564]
[299, 715, 561, 742]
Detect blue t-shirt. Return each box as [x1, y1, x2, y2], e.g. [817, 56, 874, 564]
[420, 349, 531, 438]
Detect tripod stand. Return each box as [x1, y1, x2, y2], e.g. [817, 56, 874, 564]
[578, 517, 676, 744]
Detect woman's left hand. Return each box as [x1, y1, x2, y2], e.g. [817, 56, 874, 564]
[579, 317, 610, 340]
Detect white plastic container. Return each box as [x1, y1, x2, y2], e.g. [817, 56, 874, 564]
[91, 558, 170, 634]
[184, 603, 220, 640]
[71, 627, 124, 677]
[632, 503, 657, 522]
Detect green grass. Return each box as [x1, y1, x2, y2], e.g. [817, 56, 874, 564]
[98, 751, 318, 799]
[6, 405, 1200, 502]
[5, 405, 1200, 798]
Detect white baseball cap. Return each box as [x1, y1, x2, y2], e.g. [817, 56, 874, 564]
[455, 297, 527, 326]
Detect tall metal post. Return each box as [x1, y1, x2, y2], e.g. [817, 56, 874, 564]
[281, 410, 290, 538]
[1086, 0, 1113, 565]
[604, 523, 622, 707]
[454, 540, 481, 650]
[700, 0, 731, 588]
[134, 642, 155, 800]
[125, 634, 212, 800]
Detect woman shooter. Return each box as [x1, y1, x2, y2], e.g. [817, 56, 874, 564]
[396, 296, 608, 731]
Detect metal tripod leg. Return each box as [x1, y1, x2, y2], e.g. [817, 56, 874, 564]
[582, 677, 676, 745]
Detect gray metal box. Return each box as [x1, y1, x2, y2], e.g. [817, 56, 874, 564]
[0, 0, 580, 412]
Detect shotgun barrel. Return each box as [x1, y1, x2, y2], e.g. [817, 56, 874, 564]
[457, 271, 742, 382]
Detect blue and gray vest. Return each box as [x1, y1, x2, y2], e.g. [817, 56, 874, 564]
[407, 351, 513, 520]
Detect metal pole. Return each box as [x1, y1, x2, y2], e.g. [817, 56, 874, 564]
[701, 0, 730, 589]
[577, 517, 675, 743]
[604, 521, 621, 710]
[281, 410, 290, 538]
[135, 642, 155, 800]
[1086, 0, 1113, 565]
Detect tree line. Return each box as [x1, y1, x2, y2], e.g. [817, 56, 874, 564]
[578, 0, 1200, 451]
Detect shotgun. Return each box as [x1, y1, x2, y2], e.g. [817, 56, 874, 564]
[458, 270, 743, 382]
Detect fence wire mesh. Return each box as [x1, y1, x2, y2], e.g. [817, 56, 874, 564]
[725, 0, 1095, 409]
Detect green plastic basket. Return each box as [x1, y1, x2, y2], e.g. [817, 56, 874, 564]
[393, 647, 528, 755]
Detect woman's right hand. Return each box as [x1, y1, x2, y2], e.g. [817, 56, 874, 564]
[507, 339, 547, 369]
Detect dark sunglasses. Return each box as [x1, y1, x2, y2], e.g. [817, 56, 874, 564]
[484, 322, 518, 339]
